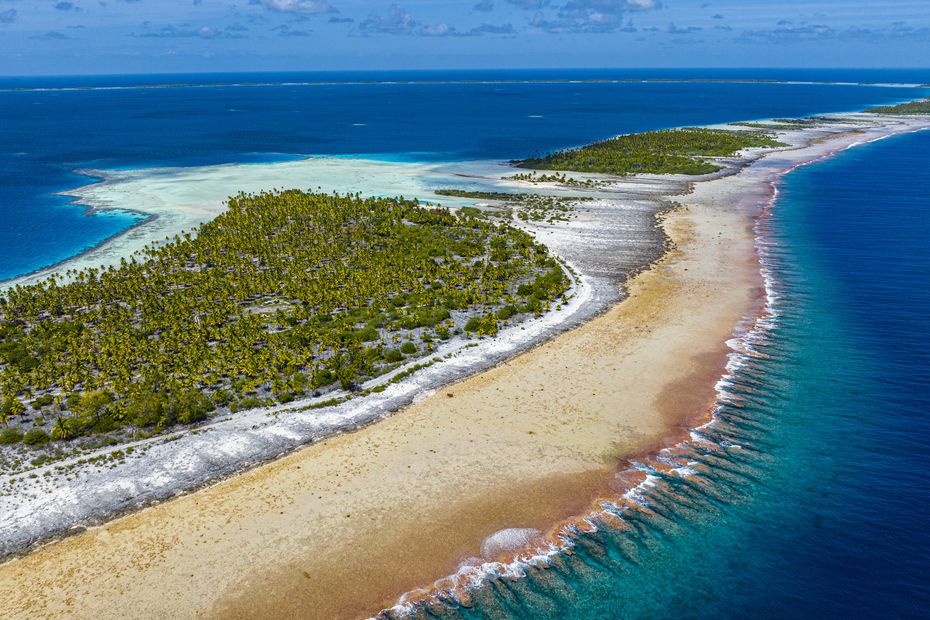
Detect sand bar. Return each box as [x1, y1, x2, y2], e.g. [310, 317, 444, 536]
[0, 115, 926, 619]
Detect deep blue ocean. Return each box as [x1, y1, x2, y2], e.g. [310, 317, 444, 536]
[1, 68, 929, 281]
[423, 129, 930, 619]
[2, 70, 930, 617]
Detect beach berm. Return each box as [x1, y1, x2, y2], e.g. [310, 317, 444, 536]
[1, 113, 927, 620]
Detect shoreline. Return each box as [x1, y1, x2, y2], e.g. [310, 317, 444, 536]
[1, 168, 229, 291]
[0, 157, 538, 290]
[4, 78, 927, 93]
[0, 213, 156, 291]
[0, 114, 927, 619]
[385, 118, 930, 618]
[0, 154, 671, 558]
[0, 100, 921, 293]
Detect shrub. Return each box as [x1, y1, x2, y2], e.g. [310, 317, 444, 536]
[0, 426, 24, 445]
[23, 427, 51, 446]
[231, 396, 263, 413]
[353, 325, 379, 342]
[464, 314, 498, 337]
[312, 369, 336, 388]
[33, 394, 55, 408]
[125, 391, 167, 427]
[212, 389, 232, 406]
[496, 305, 518, 320]
[173, 390, 214, 425]
[0, 396, 24, 422]
[400, 341, 417, 355]
[402, 307, 451, 329]
[383, 348, 403, 363]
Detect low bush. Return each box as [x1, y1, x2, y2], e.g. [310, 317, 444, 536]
[464, 314, 498, 336]
[0, 426, 24, 445]
[33, 394, 55, 408]
[23, 427, 51, 446]
[230, 396, 263, 413]
[496, 305, 518, 320]
[383, 348, 403, 363]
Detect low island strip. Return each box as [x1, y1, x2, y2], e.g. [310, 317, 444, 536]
[0, 104, 928, 619]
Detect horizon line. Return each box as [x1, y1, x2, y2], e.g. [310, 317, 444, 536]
[2, 66, 930, 80]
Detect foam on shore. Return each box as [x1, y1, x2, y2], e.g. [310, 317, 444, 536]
[374, 114, 930, 618]
[0, 112, 927, 620]
[0, 150, 670, 558]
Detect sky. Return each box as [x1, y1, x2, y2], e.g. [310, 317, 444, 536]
[0, 0, 928, 75]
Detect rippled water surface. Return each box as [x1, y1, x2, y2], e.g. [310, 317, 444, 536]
[408, 130, 930, 619]
[3, 71, 929, 617]
[2, 69, 928, 280]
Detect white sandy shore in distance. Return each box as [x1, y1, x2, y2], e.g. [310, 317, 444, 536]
[0, 114, 927, 620]
[1, 157, 465, 290]
[0, 151, 658, 557]
[3, 155, 616, 291]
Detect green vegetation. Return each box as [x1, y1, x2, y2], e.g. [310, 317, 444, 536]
[514, 196, 581, 223]
[434, 189, 519, 200]
[769, 118, 825, 126]
[0, 426, 23, 445]
[516, 128, 783, 176]
[0, 190, 568, 444]
[734, 119, 813, 130]
[23, 428, 50, 446]
[33, 394, 54, 408]
[506, 172, 605, 188]
[456, 206, 492, 220]
[732, 117, 848, 130]
[436, 189, 591, 225]
[463, 314, 498, 336]
[382, 348, 403, 363]
[868, 98, 930, 115]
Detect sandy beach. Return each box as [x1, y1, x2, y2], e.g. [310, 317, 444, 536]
[0, 115, 926, 619]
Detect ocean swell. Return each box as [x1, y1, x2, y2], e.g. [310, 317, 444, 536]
[374, 122, 911, 619]
[375, 177, 783, 620]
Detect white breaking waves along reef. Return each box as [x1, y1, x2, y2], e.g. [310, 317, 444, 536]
[0, 153, 672, 557]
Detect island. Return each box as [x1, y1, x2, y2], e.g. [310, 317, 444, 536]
[0, 191, 567, 453]
[515, 127, 783, 176]
[1, 109, 929, 620]
[868, 97, 930, 115]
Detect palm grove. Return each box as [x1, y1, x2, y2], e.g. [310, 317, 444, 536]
[0, 191, 569, 445]
[0, 126, 794, 448]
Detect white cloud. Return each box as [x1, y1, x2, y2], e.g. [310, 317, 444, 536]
[255, 0, 335, 15]
[529, 0, 661, 33]
[357, 4, 457, 37]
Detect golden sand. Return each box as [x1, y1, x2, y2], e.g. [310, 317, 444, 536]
[3, 117, 924, 620]
[0, 168, 761, 618]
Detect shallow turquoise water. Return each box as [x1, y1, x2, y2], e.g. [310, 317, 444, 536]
[2, 69, 928, 281]
[404, 130, 930, 619]
[3, 72, 930, 617]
